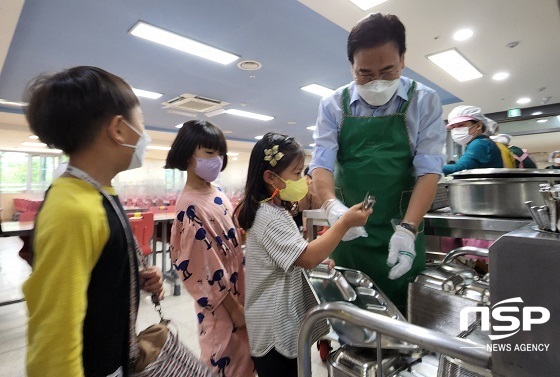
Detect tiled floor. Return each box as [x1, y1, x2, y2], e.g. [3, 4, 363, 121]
[0, 236, 328, 376]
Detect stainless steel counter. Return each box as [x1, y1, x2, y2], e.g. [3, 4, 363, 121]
[424, 207, 531, 240]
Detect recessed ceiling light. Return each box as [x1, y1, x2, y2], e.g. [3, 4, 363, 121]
[288, 121, 297, 125]
[237, 60, 262, 71]
[226, 152, 239, 157]
[147, 145, 171, 151]
[537, 119, 548, 123]
[222, 130, 233, 134]
[453, 28, 473, 41]
[309, 143, 316, 147]
[175, 123, 183, 128]
[254, 135, 263, 140]
[301, 84, 335, 97]
[21, 141, 46, 147]
[426, 48, 483, 82]
[492, 72, 509, 81]
[129, 21, 239, 65]
[225, 109, 274, 121]
[0, 99, 27, 107]
[532, 111, 543, 116]
[132, 87, 163, 99]
[306, 126, 317, 131]
[516, 97, 531, 104]
[29, 135, 39, 140]
[348, 0, 388, 11]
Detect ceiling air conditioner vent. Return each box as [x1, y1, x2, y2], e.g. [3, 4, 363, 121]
[162, 93, 229, 113]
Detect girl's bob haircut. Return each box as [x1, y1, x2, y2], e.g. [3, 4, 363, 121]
[165, 120, 228, 171]
[235, 132, 305, 230]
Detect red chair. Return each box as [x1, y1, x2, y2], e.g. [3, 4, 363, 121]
[19, 212, 37, 222]
[128, 212, 154, 256]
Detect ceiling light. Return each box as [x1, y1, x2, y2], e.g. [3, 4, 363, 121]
[21, 141, 46, 147]
[254, 135, 263, 140]
[492, 72, 509, 81]
[225, 109, 274, 121]
[309, 143, 316, 147]
[29, 135, 39, 140]
[129, 22, 239, 65]
[0, 99, 27, 107]
[132, 87, 163, 99]
[147, 145, 171, 151]
[537, 119, 548, 123]
[453, 29, 473, 41]
[426, 48, 483, 82]
[516, 97, 531, 104]
[348, 0, 388, 11]
[232, 157, 238, 161]
[301, 84, 335, 97]
[175, 123, 183, 128]
[226, 152, 239, 157]
[307, 126, 317, 131]
[532, 111, 543, 116]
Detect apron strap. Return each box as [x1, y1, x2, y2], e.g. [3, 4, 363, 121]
[342, 87, 351, 117]
[397, 81, 416, 113]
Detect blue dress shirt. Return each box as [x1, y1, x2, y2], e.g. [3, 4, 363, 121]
[443, 135, 503, 175]
[309, 76, 446, 177]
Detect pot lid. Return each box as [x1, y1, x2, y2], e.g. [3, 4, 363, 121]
[450, 168, 560, 179]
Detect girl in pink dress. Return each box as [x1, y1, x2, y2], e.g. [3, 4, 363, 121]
[165, 120, 254, 377]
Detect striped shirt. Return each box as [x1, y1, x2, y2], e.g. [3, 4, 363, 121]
[244, 204, 327, 358]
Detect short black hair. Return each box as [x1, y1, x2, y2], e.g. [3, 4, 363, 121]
[347, 13, 406, 64]
[235, 132, 305, 230]
[304, 166, 311, 178]
[24, 66, 139, 154]
[165, 120, 228, 171]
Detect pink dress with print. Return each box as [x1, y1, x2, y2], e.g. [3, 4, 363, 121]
[170, 187, 254, 377]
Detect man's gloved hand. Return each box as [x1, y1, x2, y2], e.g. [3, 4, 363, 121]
[387, 225, 416, 280]
[324, 199, 367, 241]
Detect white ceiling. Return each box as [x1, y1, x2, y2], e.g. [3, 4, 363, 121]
[1, 0, 560, 157]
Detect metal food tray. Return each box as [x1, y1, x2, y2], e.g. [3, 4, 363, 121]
[305, 265, 420, 352]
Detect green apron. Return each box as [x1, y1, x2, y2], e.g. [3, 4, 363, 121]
[331, 82, 425, 309]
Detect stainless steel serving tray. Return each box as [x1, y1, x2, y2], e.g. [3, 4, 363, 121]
[305, 265, 420, 352]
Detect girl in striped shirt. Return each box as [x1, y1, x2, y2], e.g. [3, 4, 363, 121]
[235, 132, 372, 377]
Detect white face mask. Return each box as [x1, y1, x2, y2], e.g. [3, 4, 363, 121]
[554, 158, 560, 164]
[120, 119, 151, 170]
[450, 126, 475, 146]
[356, 78, 400, 106]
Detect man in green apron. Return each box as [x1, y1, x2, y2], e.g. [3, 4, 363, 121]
[309, 13, 446, 311]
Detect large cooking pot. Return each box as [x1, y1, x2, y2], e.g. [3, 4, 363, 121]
[447, 169, 560, 218]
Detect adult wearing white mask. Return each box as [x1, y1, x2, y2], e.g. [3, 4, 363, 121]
[309, 13, 445, 310]
[546, 151, 560, 169]
[443, 106, 503, 175]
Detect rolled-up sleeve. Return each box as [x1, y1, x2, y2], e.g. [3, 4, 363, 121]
[412, 89, 446, 177]
[309, 95, 341, 173]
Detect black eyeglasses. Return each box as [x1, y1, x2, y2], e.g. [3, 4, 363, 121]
[355, 69, 400, 85]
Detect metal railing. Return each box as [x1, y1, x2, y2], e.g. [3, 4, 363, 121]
[297, 301, 492, 377]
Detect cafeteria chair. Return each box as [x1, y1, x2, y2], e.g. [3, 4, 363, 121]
[128, 212, 155, 261]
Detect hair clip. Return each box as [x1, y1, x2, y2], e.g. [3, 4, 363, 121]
[264, 145, 284, 167]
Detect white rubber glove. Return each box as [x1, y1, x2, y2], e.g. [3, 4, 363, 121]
[324, 199, 367, 242]
[387, 225, 416, 280]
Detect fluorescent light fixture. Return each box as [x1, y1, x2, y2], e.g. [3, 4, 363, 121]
[426, 48, 483, 82]
[537, 119, 548, 123]
[226, 152, 239, 157]
[348, 0, 388, 11]
[132, 87, 163, 99]
[29, 135, 39, 140]
[225, 109, 274, 121]
[129, 22, 239, 65]
[175, 123, 183, 128]
[453, 29, 473, 41]
[254, 135, 263, 140]
[0, 99, 27, 107]
[232, 157, 238, 161]
[516, 97, 531, 104]
[301, 84, 335, 98]
[21, 141, 46, 147]
[492, 72, 509, 81]
[147, 145, 171, 151]
[532, 111, 543, 116]
[306, 126, 317, 131]
[16, 148, 62, 154]
[309, 143, 316, 147]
